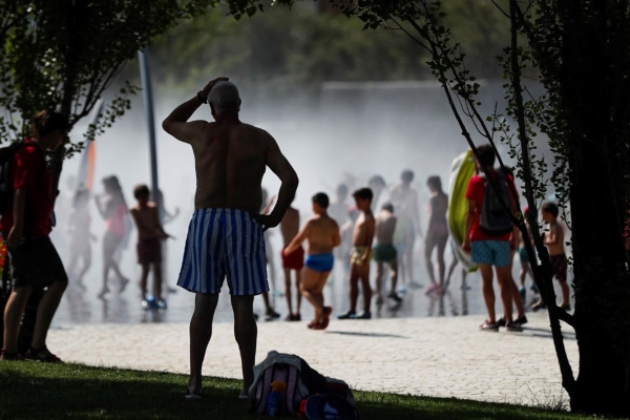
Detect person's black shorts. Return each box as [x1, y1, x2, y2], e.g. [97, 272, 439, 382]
[7, 236, 68, 290]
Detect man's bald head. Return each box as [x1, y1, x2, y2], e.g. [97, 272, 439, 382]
[208, 81, 241, 114]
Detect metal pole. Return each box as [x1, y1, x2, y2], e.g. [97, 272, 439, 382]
[137, 49, 162, 217]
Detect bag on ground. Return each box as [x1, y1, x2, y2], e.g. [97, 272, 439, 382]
[249, 351, 356, 418]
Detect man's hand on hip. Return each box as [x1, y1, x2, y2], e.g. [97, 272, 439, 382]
[254, 214, 281, 232]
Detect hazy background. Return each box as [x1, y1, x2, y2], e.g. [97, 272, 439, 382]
[49, 2, 565, 325]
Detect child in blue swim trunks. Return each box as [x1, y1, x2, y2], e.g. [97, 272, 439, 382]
[283, 192, 340, 330]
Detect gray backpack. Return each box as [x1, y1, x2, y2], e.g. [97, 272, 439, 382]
[479, 171, 513, 236]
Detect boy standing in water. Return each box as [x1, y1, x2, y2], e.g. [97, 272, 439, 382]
[284, 193, 340, 330]
[338, 188, 376, 320]
[373, 203, 400, 306]
[533, 202, 571, 311]
[130, 185, 171, 309]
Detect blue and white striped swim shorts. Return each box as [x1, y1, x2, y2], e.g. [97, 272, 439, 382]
[177, 208, 269, 296]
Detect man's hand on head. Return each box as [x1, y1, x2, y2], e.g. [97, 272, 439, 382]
[201, 77, 229, 100]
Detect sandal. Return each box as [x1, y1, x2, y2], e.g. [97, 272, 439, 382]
[24, 345, 63, 363]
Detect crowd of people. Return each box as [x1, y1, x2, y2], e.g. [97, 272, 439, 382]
[0, 81, 573, 403]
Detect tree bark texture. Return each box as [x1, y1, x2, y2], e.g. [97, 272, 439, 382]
[559, 3, 630, 416]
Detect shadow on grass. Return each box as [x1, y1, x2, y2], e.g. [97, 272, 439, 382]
[0, 363, 253, 420]
[0, 362, 597, 420]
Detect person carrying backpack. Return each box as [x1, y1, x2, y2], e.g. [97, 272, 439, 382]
[0, 110, 69, 362]
[462, 144, 522, 332]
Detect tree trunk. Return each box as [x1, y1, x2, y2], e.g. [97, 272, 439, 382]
[561, 5, 630, 415]
[568, 134, 630, 417]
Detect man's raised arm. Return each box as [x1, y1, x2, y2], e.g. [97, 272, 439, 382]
[258, 136, 299, 231]
[162, 77, 228, 143]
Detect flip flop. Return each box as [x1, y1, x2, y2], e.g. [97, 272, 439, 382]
[238, 394, 250, 400]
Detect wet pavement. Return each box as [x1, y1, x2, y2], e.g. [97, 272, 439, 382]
[53, 257, 505, 327]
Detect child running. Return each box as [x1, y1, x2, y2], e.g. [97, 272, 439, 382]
[373, 203, 400, 306]
[129, 185, 171, 309]
[283, 193, 340, 330]
[533, 202, 571, 311]
[338, 188, 376, 320]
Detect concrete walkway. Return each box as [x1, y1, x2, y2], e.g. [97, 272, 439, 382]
[47, 311, 578, 409]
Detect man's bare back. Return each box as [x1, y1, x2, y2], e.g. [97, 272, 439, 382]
[353, 212, 376, 247]
[281, 207, 300, 246]
[375, 210, 397, 245]
[162, 78, 297, 229]
[189, 122, 271, 212]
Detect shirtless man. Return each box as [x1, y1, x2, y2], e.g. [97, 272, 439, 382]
[338, 188, 376, 320]
[129, 184, 171, 309]
[283, 193, 340, 330]
[162, 78, 298, 399]
[280, 201, 303, 321]
[389, 170, 423, 289]
[373, 203, 400, 306]
[532, 202, 570, 311]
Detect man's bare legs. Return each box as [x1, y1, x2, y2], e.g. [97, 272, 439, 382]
[495, 265, 514, 323]
[508, 273, 525, 320]
[478, 264, 496, 323]
[188, 293, 219, 396]
[2, 287, 33, 353]
[231, 295, 257, 396]
[31, 281, 67, 350]
[3, 281, 66, 355]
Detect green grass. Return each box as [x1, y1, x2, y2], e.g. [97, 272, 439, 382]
[0, 362, 609, 419]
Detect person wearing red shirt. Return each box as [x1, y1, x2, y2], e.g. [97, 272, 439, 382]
[462, 144, 520, 332]
[1, 110, 69, 362]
